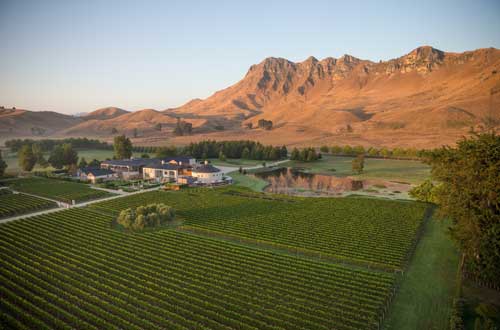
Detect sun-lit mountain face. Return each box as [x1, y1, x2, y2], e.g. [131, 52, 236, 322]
[2, 46, 499, 148]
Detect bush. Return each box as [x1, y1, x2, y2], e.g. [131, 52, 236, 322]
[117, 203, 175, 230]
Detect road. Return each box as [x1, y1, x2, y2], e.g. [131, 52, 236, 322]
[0, 186, 162, 224]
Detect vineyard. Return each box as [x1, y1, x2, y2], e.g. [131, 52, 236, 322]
[0, 192, 57, 218]
[91, 188, 429, 270]
[6, 177, 111, 204]
[0, 207, 397, 330]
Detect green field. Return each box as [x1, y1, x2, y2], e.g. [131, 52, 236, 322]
[0, 207, 396, 330]
[383, 216, 460, 329]
[228, 172, 269, 191]
[7, 177, 111, 203]
[0, 191, 57, 218]
[285, 155, 431, 184]
[209, 158, 263, 167]
[91, 188, 428, 270]
[0, 186, 456, 329]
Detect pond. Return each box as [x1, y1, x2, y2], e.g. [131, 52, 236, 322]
[254, 167, 412, 198]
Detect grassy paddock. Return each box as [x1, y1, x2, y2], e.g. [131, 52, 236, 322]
[285, 155, 431, 184]
[229, 171, 268, 192]
[383, 216, 460, 329]
[7, 177, 111, 203]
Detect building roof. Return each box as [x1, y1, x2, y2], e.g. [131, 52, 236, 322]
[143, 163, 181, 170]
[101, 158, 155, 167]
[161, 156, 193, 164]
[82, 168, 115, 176]
[193, 164, 221, 173]
[102, 156, 194, 167]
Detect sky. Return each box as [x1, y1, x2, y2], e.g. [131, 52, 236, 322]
[1, 0, 499, 114]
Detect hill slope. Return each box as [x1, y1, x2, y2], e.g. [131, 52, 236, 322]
[82, 107, 129, 120]
[1, 46, 498, 147]
[167, 46, 500, 147]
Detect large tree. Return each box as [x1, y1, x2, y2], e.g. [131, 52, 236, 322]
[48, 143, 78, 169]
[62, 143, 78, 167]
[427, 132, 500, 285]
[113, 135, 133, 159]
[18, 145, 37, 172]
[0, 150, 7, 177]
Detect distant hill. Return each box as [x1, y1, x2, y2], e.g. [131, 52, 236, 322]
[82, 107, 129, 120]
[1, 46, 499, 147]
[62, 108, 207, 136]
[0, 108, 83, 136]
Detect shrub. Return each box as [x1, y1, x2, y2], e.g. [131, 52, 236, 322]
[117, 203, 175, 230]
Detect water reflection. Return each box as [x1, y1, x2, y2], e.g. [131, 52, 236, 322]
[255, 168, 363, 196]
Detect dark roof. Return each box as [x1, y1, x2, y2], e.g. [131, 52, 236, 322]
[193, 164, 221, 173]
[161, 156, 193, 163]
[144, 163, 181, 170]
[101, 158, 156, 167]
[102, 156, 194, 167]
[83, 168, 115, 176]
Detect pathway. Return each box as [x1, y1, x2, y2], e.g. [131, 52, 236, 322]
[0, 186, 162, 224]
[217, 159, 290, 175]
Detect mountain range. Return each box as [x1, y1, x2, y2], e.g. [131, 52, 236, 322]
[1, 46, 499, 148]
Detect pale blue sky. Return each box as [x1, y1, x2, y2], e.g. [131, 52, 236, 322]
[1, 0, 499, 114]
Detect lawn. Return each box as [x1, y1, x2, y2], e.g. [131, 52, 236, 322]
[285, 155, 431, 184]
[229, 171, 269, 191]
[7, 177, 112, 203]
[383, 215, 460, 330]
[209, 158, 263, 167]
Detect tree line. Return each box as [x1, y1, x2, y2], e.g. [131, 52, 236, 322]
[172, 140, 287, 161]
[320, 145, 429, 159]
[410, 132, 499, 289]
[5, 138, 110, 152]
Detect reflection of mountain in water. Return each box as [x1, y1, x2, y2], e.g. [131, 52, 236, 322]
[255, 168, 362, 195]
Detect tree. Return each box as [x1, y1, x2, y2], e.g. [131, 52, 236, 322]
[155, 146, 177, 158]
[320, 145, 329, 153]
[330, 145, 342, 155]
[141, 153, 150, 158]
[352, 154, 365, 174]
[48, 145, 65, 169]
[290, 148, 300, 160]
[111, 127, 118, 134]
[113, 135, 132, 159]
[218, 151, 226, 162]
[88, 159, 101, 167]
[31, 144, 48, 168]
[0, 150, 7, 177]
[409, 180, 439, 203]
[18, 145, 37, 172]
[241, 147, 250, 159]
[117, 204, 175, 231]
[280, 145, 288, 158]
[426, 132, 500, 285]
[62, 143, 78, 167]
[79, 157, 88, 168]
[257, 119, 273, 130]
[133, 128, 138, 138]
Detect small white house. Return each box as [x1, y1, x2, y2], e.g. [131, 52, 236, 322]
[79, 168, 117, 184]
[192, 162, 223, 184]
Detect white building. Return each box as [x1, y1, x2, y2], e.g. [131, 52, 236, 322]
[191, 162, 223, 184]
[78, 168, 117, 184]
